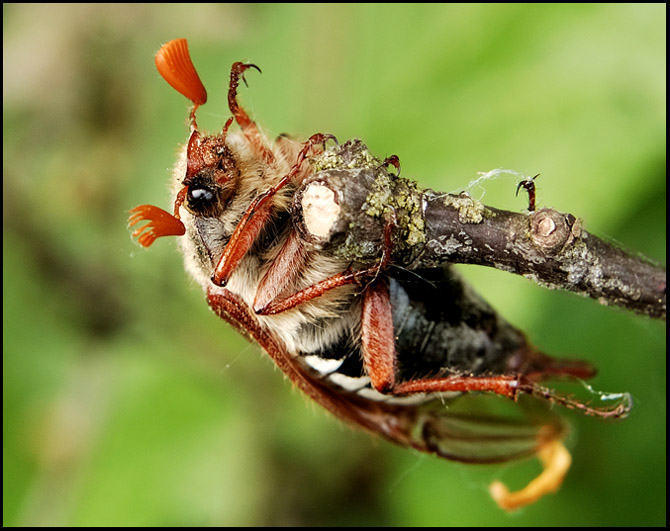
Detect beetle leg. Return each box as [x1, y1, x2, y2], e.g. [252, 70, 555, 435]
[253, 230, 311, 313]
[228, 62, 274, 164]
[254, 261, 379, 315]
[380, 154, 401, 177]
[360, 276, 521, 398]
[521, 381, 632, 418]
[360, 277, 397, 391]
[516, 173, 539, 212]
[359, 281, 575, 510]
[357, 278, 633, 417]
[211, 133, 335, 287]
[358, 284, 632, 417]
[253, 210, 394, 315]
[254, 249, 392, 315]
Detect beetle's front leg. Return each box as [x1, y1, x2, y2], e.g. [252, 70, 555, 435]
[228, 62, 275, 164]
[211, 133, 335, 287]
[253, 210, 395, 315]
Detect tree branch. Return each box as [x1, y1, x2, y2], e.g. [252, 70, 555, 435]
[295, 139, 666, 320]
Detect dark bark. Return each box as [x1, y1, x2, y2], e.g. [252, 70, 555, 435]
[294, 139, 666, 320]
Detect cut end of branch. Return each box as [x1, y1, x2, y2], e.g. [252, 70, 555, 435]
[301, 183, 341, 240]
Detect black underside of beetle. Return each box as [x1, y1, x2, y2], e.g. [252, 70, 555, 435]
[300, 266, 530, 383]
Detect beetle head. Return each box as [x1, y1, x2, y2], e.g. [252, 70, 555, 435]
[130, 39, 239, 247]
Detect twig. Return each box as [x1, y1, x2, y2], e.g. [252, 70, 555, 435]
[294, 139, 666, 320]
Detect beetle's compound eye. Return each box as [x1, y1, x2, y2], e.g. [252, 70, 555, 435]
[186, 184, 219, 216]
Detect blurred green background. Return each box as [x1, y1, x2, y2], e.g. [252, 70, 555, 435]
[3, 3, 665, 526]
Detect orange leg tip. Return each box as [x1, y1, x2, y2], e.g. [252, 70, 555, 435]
[489, 440, 572, 511]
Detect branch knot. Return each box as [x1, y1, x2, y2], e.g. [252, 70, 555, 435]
[530, 209, 578, 253]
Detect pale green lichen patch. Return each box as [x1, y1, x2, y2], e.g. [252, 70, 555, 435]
[311, 138, 427, 257]
[344, 145, 379, 169]
[443, 193, 487, 224]
[310, 149, 344, 172]
[335, 233, 380, 263]
[311, 138, 381, 173]
[364, 171, 426, 248]
[557, 237, 643, 304]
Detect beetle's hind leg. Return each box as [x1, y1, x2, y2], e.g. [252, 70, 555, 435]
[359, 277, 633, 419]
[360, 276, 522, 397]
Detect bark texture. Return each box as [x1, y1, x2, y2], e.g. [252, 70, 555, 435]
[294, 139, 666, 320]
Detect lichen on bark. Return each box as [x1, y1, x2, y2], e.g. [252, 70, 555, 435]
[296, 139, 666, 319]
